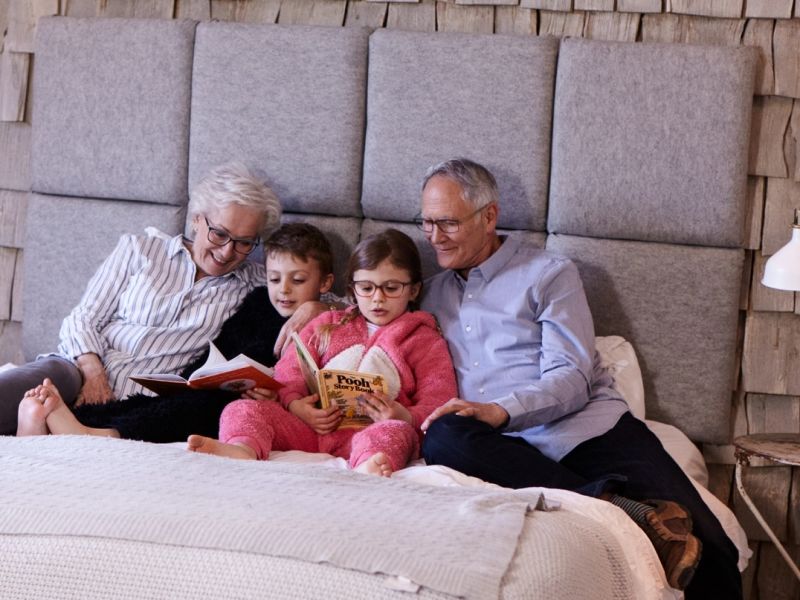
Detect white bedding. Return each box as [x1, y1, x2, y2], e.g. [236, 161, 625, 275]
[0, 423, 748, 600]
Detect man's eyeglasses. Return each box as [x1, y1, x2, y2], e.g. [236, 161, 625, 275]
[413, 204, 490, 234]
[351, 280, 413, 298]
[204, 216, 260, 255]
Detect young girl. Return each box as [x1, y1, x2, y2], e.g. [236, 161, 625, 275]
[188, 229, 458, 477]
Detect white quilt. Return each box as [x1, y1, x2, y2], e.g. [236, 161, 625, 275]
[0, 435, 680, 600]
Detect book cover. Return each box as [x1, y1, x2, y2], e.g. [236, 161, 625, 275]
[131, 342, 283, 395]
[290, 332, 387, 429]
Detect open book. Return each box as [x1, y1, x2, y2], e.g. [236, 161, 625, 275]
[291, 332, 387, 429]
[131, 342, 283, 396]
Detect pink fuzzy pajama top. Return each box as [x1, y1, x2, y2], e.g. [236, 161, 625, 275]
[275, 308, 458, 434]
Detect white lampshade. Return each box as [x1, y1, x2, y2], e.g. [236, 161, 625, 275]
[762, 209, 800, 292]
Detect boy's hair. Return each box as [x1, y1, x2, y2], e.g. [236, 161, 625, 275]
[265, 223, 334, 276]
[314, 229, 422, 354]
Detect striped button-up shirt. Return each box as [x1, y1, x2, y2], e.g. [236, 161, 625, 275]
[57, 231, 265, 399]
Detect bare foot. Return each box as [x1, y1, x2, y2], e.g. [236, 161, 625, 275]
[354, 452, 393, 478]
[16, 379, 63, 436]
[187, 435, 257, 460]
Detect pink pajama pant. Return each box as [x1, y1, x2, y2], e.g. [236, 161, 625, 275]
[219, 399, 419, 471]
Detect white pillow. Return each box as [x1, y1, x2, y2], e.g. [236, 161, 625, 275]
[595, 335, 646, 420]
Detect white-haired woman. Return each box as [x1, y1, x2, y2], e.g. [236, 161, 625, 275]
[2, 162, 281, 435]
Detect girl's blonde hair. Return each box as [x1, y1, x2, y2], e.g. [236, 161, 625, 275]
[314, 229, 422, 354]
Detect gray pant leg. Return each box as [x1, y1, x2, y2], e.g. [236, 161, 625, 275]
[0, 357, 82, 435]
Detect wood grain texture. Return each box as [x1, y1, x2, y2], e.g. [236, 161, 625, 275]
[277, 0, 347, 25]
[345, 0, 387, 26]
[667, 0, 742, 19]
[0, 51, 29, 123]
[234, 0, 281, 22]
[790, 100, 800, 182]
[740, 250, 753, 311]
[741, 541, 760, 600]
[0, 320, 23, 364]
[436, 1, 494, 33]
[99, 0, 175, 18]
[745, 176, 765, 250]
[520, 0, 571, 9]
[0, 122, 30, 191]
[742, 18, 774, 96]
[733, 465, 791, 542]
[583, 10, 640, 41]
[774, 19, 800, 99]
[494, 5, 537, 34]
[755, 542, 800, 599]
[63, 0, 101, 17]
[744, 0, 793, 20]
[0, 190, 26, 248]
[539, 8, 585, 36]
[455, 0, 516, 6]
[6, 0, 59, 53]
[749, 96, 793, 179]
[742, 312, 800, 396]
[706, 462, 734, 505]
[641, 12, 745, 44]
[762, 176, 800, 256]
[386, 0, 435, 30]
[751, 251, 796, 312]
[617, 0, 662, 12]
[10, 247, 21, 322]
[0, 246, 14, 321]
[746, 394, 800, 436]
[175, 0, 210, 19]
[574, 0, 612, 10]
[791, 467, 799, 544]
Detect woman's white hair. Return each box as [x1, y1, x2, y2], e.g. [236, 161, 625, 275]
[421, 157, 499, 209]
[188, 161, 282, 239]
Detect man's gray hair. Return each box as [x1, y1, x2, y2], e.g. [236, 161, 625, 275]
[188, 161, 282, 239]
[421, 158, 499, 209]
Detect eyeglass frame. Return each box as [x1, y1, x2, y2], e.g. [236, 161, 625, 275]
[203, 215, 261, 255]
[350, 280, 415, 298]
[413, 203, 493, 234]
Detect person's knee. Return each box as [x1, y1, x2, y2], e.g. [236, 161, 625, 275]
[422, 413, 478, 463]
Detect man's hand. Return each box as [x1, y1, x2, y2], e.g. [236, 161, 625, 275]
[357, 391, 412, 424]
[288, 394, 342, 434]
[74, 353, 115, 406]
[273, 301, 330, 357]
[421, 398, 509, 432]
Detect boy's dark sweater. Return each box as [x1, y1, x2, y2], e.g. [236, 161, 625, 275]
[74, 287, 286, 442]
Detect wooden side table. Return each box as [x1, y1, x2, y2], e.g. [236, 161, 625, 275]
[734, 433, 800, 582]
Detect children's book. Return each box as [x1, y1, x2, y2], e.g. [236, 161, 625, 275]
[131, 342, 283, 396]
[291, 332, 387, 429]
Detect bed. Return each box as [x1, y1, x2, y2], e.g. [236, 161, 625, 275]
[2, 15, 757, 599]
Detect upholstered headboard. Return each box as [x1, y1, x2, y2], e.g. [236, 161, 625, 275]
[24, 17, 756, 444]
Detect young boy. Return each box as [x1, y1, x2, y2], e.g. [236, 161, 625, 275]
[16, 223, 335, 442]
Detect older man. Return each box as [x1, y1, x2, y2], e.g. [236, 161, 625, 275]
[417, 158, 740, 599]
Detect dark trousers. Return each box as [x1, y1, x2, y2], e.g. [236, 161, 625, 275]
[422, 412, 742, 600]
[0, 357, 82, 435]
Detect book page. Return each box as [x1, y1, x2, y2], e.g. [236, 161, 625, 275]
[291, 332, 320, 397]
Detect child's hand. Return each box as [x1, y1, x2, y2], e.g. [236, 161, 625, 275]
[288, 394, 342, 434]
[357, 391, 412, 425]
[242, 387, 278, 401]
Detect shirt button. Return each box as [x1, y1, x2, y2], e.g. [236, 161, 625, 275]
[465, 325, 472, 332]
[467, 293, 473, 299]
[479, 388, 485, 394]
[473, 361, 479, 367]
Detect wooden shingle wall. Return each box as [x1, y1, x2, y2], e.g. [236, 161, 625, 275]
[0, 1, 799, 596]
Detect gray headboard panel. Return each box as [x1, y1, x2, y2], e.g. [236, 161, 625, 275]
[546, 233, 744, 443]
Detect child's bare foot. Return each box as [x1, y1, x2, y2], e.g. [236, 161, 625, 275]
[354, 452, 393, 478]
[187, 435, 257, 460]
[16, 379, 63, 436]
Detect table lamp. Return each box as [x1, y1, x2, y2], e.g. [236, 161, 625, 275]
[762, 208, 800, 291]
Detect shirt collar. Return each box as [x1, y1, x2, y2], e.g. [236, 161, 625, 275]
[452, 234, 519, 283]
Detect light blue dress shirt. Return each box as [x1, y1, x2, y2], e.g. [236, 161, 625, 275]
[421, 234, 628, 461]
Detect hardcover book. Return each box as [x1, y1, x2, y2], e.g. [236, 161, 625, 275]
[131, 342, 283, 396]
[291, 332, 386, 429]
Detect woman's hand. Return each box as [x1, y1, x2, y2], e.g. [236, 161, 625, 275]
[74, 353, 115, 406]
[357, 391, 412, 425]
[242, 387, 278, 401]
[420, 398, 509, 432]
[288, 394, 342, 434]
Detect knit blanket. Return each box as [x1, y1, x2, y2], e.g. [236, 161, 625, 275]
[0, 435, 546, 600]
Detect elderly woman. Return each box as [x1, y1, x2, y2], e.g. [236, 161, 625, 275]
[0, 161, 281, 435]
